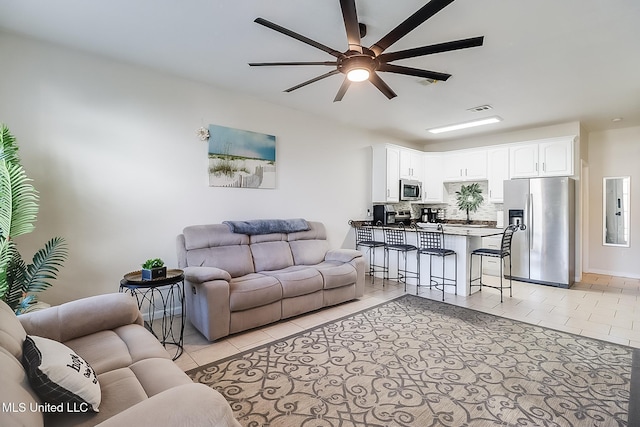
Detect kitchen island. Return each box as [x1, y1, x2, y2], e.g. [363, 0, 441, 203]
[351, 222, 504, 297]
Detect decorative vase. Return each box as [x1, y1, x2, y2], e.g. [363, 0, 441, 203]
[141, 266, 167, 281]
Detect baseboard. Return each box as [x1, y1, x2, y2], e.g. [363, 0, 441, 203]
[585, 268, 640, 280]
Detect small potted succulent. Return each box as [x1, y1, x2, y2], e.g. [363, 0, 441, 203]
[141, 258, 166, 281]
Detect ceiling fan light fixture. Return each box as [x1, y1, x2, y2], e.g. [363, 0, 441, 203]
[428, 116, 502, 134]
[347, 68, 370, 82]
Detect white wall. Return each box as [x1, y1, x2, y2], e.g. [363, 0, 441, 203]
[0, 33, 397, 304]
[587, 126, 640, 278]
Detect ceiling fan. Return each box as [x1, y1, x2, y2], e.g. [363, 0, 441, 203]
[249, 0, 484, 102]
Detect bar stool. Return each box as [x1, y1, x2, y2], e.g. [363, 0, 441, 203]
[351, 221, 387, 284]
[469, 224, 522, 302]
[416, 224, 457, 301]
[383, 224, 418, 291]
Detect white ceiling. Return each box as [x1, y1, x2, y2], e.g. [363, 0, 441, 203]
[1, 0, 639, 144]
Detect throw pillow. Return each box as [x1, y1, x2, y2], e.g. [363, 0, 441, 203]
[22, 335, 101, 412]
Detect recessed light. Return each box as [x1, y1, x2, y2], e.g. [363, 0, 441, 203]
[427, 116, 503, 134]
[612, 117, 623, 122]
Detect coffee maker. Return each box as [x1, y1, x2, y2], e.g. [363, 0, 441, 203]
[421, 208, 439, 223]
[373, 204, 396, 225]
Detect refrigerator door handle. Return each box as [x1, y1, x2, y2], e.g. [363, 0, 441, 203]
[529, 193, 534, 249]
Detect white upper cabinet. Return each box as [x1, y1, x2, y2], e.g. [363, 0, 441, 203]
[423, 153, 445, 203]
[539, 138, 574, 176]
[487, 147, 509, 203]
[371, 145, 400, 203]
[510, 136, 575, 178]
[509, 143, 539, 178]
[399, 148, 424, 180]
[443, 149, 488, 182]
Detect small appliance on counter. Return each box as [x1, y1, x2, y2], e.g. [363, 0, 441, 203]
[421, 208, 440, 223]
[395, 210, 412, 225]
[373, 204, 396, 225]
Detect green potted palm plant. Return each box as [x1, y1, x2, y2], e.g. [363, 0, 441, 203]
[0, 124, 68, 314]
[455, 183, 484, 224]
[141, 258, 166, 281]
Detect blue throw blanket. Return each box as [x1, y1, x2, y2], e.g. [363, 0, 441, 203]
[223, 218, 310, 235]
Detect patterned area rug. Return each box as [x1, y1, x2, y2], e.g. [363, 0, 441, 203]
[188, 295, 635, 426]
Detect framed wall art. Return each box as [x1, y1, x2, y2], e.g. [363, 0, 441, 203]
[207, 124, 276, 189]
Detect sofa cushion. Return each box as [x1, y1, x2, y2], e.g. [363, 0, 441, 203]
[287, 221, 327, 241]
[183, 224, 249, 250]
[229, 274, 282, 312]
[128, 358, 193, 398]
[262, 266, 324, 298]
[250, 241, 295, 272]
[314, 261, 358, 290]
[186, 245, 254, 278]
[289, 239, 330, 265]
[64, 325, 169, 375]
[22, 335, 101, 413]
[44, 367, 148, 427]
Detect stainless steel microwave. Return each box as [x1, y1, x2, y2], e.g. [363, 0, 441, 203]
[400, 179, 422, 201]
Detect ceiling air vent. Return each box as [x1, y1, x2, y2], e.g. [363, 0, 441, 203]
[467, 104, 493, 113]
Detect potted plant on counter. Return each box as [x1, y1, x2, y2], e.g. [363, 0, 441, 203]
[455, 183, 484, 224]
[141, 258, 166, 281]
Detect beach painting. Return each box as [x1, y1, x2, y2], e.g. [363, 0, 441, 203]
[207, 124, 276, 189]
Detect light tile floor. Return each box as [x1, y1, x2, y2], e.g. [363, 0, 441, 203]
[172, 273, 640, 371]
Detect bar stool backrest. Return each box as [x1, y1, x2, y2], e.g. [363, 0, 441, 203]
[384, 226, 407, 245]
[416, 224, 445, 249]
[355, 225, 376, 244]
[500, 224, 520, 255]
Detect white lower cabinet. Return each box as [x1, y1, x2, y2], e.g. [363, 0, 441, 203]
[481, 236, 503, 277]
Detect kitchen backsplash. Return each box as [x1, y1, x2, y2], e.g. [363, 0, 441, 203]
[393, 181, 503, 222]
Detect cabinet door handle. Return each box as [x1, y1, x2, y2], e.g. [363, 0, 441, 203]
[465, 168, 468, 176]
[542, 163, 546, 172]
[535, 162, 538, 172]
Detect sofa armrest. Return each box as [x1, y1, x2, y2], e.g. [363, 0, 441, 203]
[325, 248, 363, 263]
[184, 266, 232, 283]
[19, 293, 143, 342]
[96, 383, 241, 427]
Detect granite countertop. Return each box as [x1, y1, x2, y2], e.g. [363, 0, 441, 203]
[350, 220, 503, 237]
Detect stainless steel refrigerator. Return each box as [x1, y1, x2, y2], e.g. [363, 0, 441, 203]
[503, 177, 575, 288]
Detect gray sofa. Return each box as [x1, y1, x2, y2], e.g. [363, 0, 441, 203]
[176, 221, 365, 341]
[0, 293, 240, 427]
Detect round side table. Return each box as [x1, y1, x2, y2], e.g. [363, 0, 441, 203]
[119, 269, 185, 360]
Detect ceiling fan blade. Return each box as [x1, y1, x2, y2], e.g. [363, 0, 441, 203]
[333, 78, 352, 102]
[249, 61, 338, 67]
[378, 63, 451, 81]
[378, 36, 484, 63]
[254, 17, 342, 58]
[369, 72, 397, 99]
[370, 0, 455, 56]
[340, 0, 362, 53]
[284, 69, 341, 93]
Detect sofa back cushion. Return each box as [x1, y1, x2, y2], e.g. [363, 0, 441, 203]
[250, 241, 294, 272]
[288, 222, 330, 265]
[182, 224, 255, 278]
[186, 247, 254, 278]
